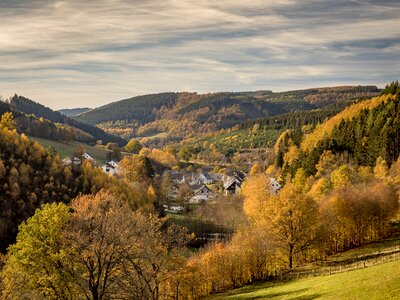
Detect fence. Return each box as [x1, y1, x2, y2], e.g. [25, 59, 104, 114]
[278, 247, 400, 281]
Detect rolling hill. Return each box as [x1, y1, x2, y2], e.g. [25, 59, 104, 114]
[3, 95, 126, 146]
[73, 86, 380, 146]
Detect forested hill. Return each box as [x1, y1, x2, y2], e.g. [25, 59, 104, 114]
[58, 107, 91, 116]
[0, 126, 144, 251]
[276, 81, 400, 177]
[73, 86, 379, 145]
[7, 95, 126, 146]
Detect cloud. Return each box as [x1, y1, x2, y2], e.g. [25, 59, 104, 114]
[0, 0, 399, 109]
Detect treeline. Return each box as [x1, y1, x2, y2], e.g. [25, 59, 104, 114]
[280, 92, 400, 177]
[240, 103, 346, 131]
[0, 122, 151, 251]
[8, 95, 126, 146]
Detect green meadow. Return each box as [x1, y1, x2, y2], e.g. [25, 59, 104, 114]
[209, 259, 400, 300]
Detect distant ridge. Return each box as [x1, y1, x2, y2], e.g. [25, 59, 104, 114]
[58, 107, 92, 116]
[72, 86, 380, 146]
[5, 95, 126, 146]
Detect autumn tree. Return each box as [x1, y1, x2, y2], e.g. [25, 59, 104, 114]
[119, 155, 155, 183]
[266, 175, 318, 270]
[242, 173, 273, 222]
[66, 190, 188, 300]
[1, 203, 78, 299]
[125, 138, 142, 154]
[0, 112, 16, 131]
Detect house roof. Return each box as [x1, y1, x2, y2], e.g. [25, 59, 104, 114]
[193, 185, 213, 195]
[224, 176, 241, 190]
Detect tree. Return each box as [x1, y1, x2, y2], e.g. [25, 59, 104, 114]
[1, 112, 16, 131]
[1, 203, 78, 299]
[119, 155, 155, 183]
[46, 145, 58, 157]
[66, 191, 137, 300]
[73, 146, 85, 159]
[178, 145, 193, 162]
[249, 163, 262, 175]
[242, 173, 273, 222]
[125, 138, 142, 154]
[66, 190, 188, 300]
[266, 177, 318, 270]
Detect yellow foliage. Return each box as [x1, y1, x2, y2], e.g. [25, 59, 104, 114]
[301, 94, 392, 152]
[242, 173, 272, 222]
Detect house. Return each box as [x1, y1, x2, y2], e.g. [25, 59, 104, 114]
[163, 204, 184, 214]
[62, 157, 72, 165]
[101, 161, 120, 176]
[196, 172, 213, 185]
[189, 185, 214, 204]
[108, 160, 119, 168]
[223, 171, 246, 195]
[72, 157, 82, 165]
[82, 152, 94, 162]
[269, 178, 281, 194]
[166, 185, 179, 200]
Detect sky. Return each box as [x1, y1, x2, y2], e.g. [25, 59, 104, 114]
[0, 0, 399, 109]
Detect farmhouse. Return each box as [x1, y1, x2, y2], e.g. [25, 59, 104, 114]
[189, 185, 214, 204]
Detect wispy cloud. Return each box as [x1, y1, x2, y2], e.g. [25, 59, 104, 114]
[0, 0, 399, 109]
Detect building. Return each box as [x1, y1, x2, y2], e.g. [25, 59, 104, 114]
[223, 171, 246, 195]
[82, 152, 94, 162]
[269, 177, 281, 194]
[189, 185, 214, 204]
[101, 161, 120, 176]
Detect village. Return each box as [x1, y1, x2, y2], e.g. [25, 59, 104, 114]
[62, 151, 282, 215]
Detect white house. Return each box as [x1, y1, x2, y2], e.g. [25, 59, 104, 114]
[101, 161, 119, 176]
[269, 178, 281, 194]
[189, 185, 214, 204]
[62, 157, 72, 165]
[108, 160, 119, 168]
[82, 152, 94, 162]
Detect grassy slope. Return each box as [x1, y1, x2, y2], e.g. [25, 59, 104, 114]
[210, 259, 400, 300]
[28, 136, 110, 163]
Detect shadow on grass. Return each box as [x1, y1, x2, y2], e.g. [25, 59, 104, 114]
[214, 285, 324, 299]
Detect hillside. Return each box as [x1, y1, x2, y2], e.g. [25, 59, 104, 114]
[73, 86, 379, 146]
[58, 107, 91, 116]
[276, 84, 400, 177]
[210, 259, 400, 300]
[7, 95, 126, 146]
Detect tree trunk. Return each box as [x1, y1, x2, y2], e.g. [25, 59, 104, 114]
[289, 244, 294, 270]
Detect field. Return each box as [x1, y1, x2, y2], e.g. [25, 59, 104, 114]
[28, 136, 111, 163]
[209, 259, 400, 299]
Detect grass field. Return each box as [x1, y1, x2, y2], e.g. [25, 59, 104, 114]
[209, 259, 400, 300]
[28, 136, 111, 163]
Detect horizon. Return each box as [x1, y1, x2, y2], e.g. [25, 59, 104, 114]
[1, 0, 399, 110]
